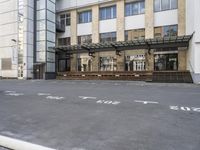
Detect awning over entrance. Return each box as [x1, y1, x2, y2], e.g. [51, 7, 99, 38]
[53, 35, 193, 55]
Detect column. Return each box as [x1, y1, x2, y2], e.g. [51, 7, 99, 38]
[178, 0, 186, 71]
[116, 0, 125, 71]
[70, 10, 77, 72]
[92, 5, 99, 71]
[145, 0, 154, 71]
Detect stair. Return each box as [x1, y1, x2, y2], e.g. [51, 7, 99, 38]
[152, 71, 193, 83]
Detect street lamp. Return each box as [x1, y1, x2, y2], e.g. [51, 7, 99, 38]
[11, 39, 17, 65]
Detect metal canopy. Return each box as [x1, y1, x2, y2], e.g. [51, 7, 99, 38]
[54, 35, 193, 55]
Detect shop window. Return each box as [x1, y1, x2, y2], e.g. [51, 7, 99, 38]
[125, 55, 145, 71]
[100, 57, 117, 71]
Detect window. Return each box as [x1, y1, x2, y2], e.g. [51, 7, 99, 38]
[58, 37, 71, 46]
[100, 5, 116, 20]
[125, 1, 145, 16]
[154, 0, 178, 12]
[66, 13, 71, 26]
[78, 10, 92, 24]
[125, 55, 146, 71]
[154, 25, 178, 38]
[78, 35, 92, 44]
[100, 32, 116, 43]
[60, 13, 70, 26]
[125, 29, 145, 41]
[100, 57, 117, 71]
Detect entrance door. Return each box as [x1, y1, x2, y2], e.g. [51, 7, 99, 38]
[33, 64, 44, 79]
[18, 64, 23, 79]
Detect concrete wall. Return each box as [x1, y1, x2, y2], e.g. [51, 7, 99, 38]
[0, 0, 18, 78]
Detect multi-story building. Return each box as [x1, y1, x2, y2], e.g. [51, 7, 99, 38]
[0, 0, 200, 83]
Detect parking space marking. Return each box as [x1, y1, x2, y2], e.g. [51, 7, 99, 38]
[79, 96, 97, 100]
[134, 100, 159, 105]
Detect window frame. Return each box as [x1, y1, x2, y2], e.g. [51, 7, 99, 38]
[154, 0, 178, 12]
[100, 5, 117, 20]
[125, 0, 145, 17]
[78, 10, 92, 24]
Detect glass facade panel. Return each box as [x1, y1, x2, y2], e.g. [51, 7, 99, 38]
[125, 29, 145, 41]
[161, 0, 170, 10]
[154, 25, 178, 38]
[47, 21, 55, 32]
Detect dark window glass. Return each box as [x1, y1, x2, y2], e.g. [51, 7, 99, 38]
[171, 0, 178, 9]
[66, 13, 70, 26]
[58, 37, 71, 46]
[78, 35, 92, 44]
[100, 32, 116, 43]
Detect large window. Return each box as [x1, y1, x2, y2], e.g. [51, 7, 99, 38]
[78, 10, 92, 24]
[154, 0, 178, 12]
[125, 29, 145, 41]
[100, 5, 116, 20]
[154, 25, 178, 38]
[100, 32, 116, 43]
[100, 57, 117, 71]
[60, 13, 70, 26]
[125, 1, 145, 16]
[78, 35, 92, 44]
[58, 37, 71, 46]
[125, 55, 146, 71]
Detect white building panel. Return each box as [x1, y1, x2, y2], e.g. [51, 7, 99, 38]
[99, 19, 116, 33]
[77, 23, 92, 36]
[57, 26, 71, 38]
[125, 14, 145, 30]
[154, 9, 178, 27]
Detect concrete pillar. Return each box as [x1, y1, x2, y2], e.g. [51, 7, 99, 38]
[178, 50, 187, 71]
[178, 0, 186, 71]
[70, 10, 77, 71]
[116, 0, 125, 71]
[117, 0, 125, 41]
[145, 0, 154, 39]
[145, 0, 154, 71]
[92, 5, 99, 71]
[92, 5, 99, 43]
[178, 0, 186, 36]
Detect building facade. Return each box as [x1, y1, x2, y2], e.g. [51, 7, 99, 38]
[0, 0, 200, 83]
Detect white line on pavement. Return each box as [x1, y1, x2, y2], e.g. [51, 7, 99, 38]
[79, 96, 97, 100]
[0, 135, 56, 150]
[134, 100, 159, 104]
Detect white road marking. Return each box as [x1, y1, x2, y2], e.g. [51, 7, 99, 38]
[0, 135, 56, 150]
[37, 93, 51, 96]
[96, 100, 121, 105]
[46, 96, 64, 100]
[4, 91, 16, 93]
[5, 93, 24, 96]
[170, 106, 200, 112]
[79, 96, 97, 100]
[134, 100, 159, 104]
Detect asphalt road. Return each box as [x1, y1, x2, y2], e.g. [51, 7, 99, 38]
[0, 80, 200, 150]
